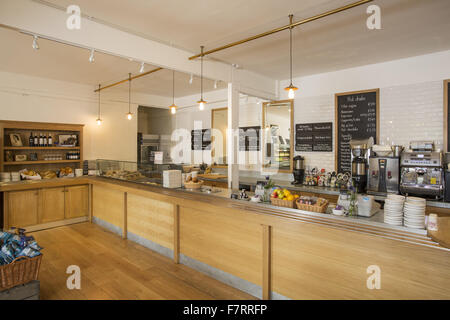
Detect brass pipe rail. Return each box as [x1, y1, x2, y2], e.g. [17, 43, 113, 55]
[188, 0, 373, 60]
[94, 67, 163, 92]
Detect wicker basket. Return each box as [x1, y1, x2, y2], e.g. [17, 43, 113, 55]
[270, 197, 296, 208]
[295, 198, 329, 213]
[0, 255, 42, 291]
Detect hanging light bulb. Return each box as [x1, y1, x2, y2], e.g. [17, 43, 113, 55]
[126, 73, 133, 120]
[189, 74, 194, 85]
[284, 15, 298, 99]
[32, 35, 39, 50]
[169, 70, 177, 115]
[139, 62, 145, 73]
[89, 48, 95, 63]
[96, 84, 102, 125]
[197, 46, 207, 111]
[214, 80, 218, 89]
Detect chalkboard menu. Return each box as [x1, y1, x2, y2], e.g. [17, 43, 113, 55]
[335, 89, 379, 173]
[295, 122, 332, 152]
[239, 126, 261, 151]
[191, 129, 211, 150]
[446, 80, 450, 152]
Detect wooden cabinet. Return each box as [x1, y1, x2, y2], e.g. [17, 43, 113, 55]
[65, 185, 89, 219]
[40, 187, 65, 223]
[3, 184, 89, 230]
[6, 190, 39, 228]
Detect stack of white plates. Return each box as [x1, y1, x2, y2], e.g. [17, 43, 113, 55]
[0, 172, 11, 182]
[11, 172, 20, 182]
[404, 197, 426, 229]
[383, 194, 405, 225]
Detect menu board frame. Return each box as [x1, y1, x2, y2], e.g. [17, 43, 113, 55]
[445, 79, 450, 152]
[335, 88, 380, 173]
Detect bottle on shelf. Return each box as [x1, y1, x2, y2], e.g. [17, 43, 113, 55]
[29, 132, 34, 147]
[34, 133, 38, 147]
[43, 133, 48, 147]
[48, 133, 53, 147]
[39, 133, 43, 147]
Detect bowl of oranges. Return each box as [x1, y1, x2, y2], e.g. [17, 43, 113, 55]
[270, 188, 299, 208]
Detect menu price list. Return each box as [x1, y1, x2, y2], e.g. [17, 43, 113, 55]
[239, 126, 261, 151]
[295, 122, 332, 152]
[336, 90, 378, 173]
[191, 129, 211, 150]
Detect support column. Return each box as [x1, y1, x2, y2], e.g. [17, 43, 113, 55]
[227, 82, 240, 190]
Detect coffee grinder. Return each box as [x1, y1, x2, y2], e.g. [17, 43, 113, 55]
[292, 155, 305, 185]
[350, 138, 373, 193]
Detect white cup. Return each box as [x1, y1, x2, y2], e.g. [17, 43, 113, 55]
[191, 171, 198, 178]
[75, 169, 83, 177]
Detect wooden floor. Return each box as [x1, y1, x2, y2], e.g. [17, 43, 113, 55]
[32, 222, 256, 300]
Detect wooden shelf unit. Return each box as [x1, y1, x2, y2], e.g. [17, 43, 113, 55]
[0, 120, 84, 172]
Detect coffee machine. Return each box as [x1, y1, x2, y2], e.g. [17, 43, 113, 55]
[350, 138, 373, 193]
[292, 155, 305, 185]
[400, 141, 444, 199]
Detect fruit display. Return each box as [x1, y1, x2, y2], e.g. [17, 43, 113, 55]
[270, 188, 299, 202]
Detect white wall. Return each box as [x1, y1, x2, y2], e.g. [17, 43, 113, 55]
[279, 50, 450, 172]
[0, 70, 170, 161]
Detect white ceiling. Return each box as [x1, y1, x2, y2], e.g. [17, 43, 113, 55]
[0, 27, 226, 97]
[35, 0, 450, 79]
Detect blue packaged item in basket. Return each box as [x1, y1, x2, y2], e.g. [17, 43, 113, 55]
[0, 251, 13, 265]
[17, 246, 41, 258]
[1, 243, 15, 258]
[0, 231, 13, 243]
[27, 241, 43, 251]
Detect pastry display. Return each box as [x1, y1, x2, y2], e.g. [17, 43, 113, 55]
[104, 170, 144, 181]
[59, 167, 74, 177]
[40, 170, 57, 180]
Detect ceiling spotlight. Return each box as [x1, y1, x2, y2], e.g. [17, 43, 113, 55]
[139, 62, 145, 73]
[189, 74, 194, 85]
[89, 49, 95, 63]
[214, 80, 218, 89]
[32, 35, 39, 50]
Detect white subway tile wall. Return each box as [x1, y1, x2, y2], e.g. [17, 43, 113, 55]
[292, 80, 444, 172]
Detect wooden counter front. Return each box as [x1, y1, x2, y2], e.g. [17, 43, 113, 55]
[87, 177, 450, 300]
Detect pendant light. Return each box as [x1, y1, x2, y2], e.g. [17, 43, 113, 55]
[284, 14, 298, 99]
[197, 45, 206, 111]
[96, 84, 102, 125]
[169, 70, 177, 115]
[89, 49, 95, 63]
[126, 73, 133, 120]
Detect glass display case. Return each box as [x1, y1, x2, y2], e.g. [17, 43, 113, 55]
[96, 159, 183, 186]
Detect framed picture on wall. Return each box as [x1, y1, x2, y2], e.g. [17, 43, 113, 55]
[9, 133, 23, 147]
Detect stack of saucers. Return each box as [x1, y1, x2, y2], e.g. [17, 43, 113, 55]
[0, 172, 11, 182]
[11, 172, 20, 182]
[404, 197, 426, 229]
[383, 194, 405, 226]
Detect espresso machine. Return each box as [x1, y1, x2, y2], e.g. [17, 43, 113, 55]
[400, 141, 444, 199]
[292, 155, 305, 185]
[350, 138, 373, 193]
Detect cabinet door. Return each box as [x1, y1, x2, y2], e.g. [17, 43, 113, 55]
[65, 185, 89, 219]
[39, 187, 65, 223]
[7, 190, 39, 228]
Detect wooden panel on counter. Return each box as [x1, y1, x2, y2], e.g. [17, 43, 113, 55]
[39, 187, 65, 223]
[127, 192, 174, 250]
[271, 218, 450, 299]
[179, 206, 263, 286]
[65, 185, 89, 219]
[6, 190, 39, 228]
[92, 184, 124, 229]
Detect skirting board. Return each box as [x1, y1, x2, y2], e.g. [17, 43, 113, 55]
[93, 217, 290, 300]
